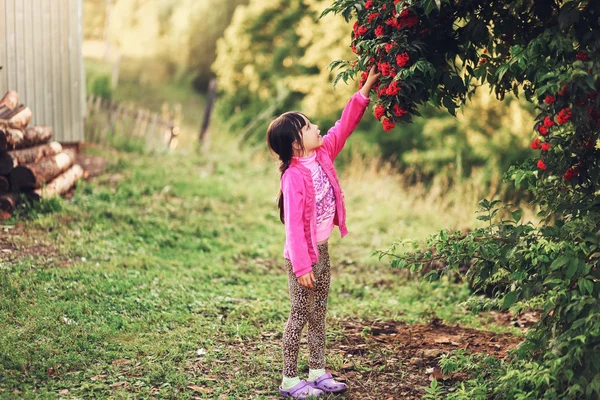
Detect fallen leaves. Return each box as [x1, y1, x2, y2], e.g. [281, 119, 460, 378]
[47, 364, 62, 376]
[109, 381, 129, 389]
[426, 366, 449, 381]
[187, 384, 214, 394]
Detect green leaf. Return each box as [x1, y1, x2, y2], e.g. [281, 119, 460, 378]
[558, 2, 580, 30]
[514, 170, 525, 189]
[550, 255, 570, 271]
[566, 258, 579, 279]
[496, 64, 510, 83]
[511, 209, 522, 223]
[395, 1, 403, 14]
[503, 291, 517, 309]
[585, 74, 596, 90]
[440, 230, 448, 241]
[584, 279, 594, 295]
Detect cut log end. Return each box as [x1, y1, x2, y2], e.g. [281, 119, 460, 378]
[0, 176, 9, 193]
[0, 153, 13, 175]
[9, 166, 36, 191]
[0, 192, 20, 212]
[0, 90, 19, 111]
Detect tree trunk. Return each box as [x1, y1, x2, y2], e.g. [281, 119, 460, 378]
[31, 164, 84, 200]
[0, 142, 63, 175]
[0, 176, 9, 193]
[0, 125, 53, 151]
[0, 192, 20, 212]
[199, 78, 217, 145]
[10, 149, 76, 191]
[0, 90, 19, 110]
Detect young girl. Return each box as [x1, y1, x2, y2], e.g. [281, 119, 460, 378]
[266, 66, 380, 399]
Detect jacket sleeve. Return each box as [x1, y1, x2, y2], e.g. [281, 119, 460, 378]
[322, 91, 370, 161]
[282, 171, 313, 278]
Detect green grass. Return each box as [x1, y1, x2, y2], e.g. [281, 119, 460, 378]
[1, 76, 525, 397]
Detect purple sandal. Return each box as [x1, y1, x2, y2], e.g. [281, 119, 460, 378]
[307, 373, 348, 393]
[279, 380, 324, 399]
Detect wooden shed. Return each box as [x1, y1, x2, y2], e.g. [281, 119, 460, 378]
[0, 0, 85, 144]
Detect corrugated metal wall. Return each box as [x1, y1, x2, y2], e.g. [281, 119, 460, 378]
[0, 0, 85, 143]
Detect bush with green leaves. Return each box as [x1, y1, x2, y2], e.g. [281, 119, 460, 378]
[326, 0, 599, 398]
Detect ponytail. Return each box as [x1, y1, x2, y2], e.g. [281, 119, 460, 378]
[277, 159, 292, 223]
[266, 112, 308, 225]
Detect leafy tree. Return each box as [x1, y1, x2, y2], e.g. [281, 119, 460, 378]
[325, 0, 600, 398]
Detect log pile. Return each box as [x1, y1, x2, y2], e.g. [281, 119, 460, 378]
[0, 90, 84, 213]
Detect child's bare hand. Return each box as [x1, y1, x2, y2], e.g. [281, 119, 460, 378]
[360, 66, 381, 97]
[298, 271, 316, 289]
[366, 65, 381, 86]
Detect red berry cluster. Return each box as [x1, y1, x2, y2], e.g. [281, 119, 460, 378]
[533, 53, 599, 184]
[352, 1, 421, 132]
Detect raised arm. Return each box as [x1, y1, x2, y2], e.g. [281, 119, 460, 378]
[322, 66, 380, 160]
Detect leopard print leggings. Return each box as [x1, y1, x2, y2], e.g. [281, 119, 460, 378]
[282, 243, 331, 378]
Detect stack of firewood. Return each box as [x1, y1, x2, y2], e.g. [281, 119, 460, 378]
[0, 90, 84, 213]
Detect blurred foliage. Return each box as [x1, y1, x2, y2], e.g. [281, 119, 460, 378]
[83, 0, 107, 40]
[214, 0, 356, 119]
[83, 0, 247, 89]
[87, 74, 113, 101]
[402, 88, 535, 185]
[84, 59, 113, 100]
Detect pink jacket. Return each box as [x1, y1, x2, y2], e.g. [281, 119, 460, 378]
[282, 92, 370, 277]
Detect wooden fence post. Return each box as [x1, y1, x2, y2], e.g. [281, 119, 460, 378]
[146, 112, 159, 149]
[199, 79, 217, 144]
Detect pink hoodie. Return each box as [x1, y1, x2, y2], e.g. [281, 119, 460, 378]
[281, 92, 370, 277]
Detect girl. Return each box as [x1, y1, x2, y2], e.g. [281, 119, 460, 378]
[266, 66, 380, 399]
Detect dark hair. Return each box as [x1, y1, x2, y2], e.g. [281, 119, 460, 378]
[266, 112, 307, 224]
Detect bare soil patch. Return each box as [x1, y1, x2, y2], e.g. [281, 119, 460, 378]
[328, 318, 522, 399]
[0, 223, 68, 267]
[76, 150, 108, 178]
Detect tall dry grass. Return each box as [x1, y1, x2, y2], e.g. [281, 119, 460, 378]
[331, 149, 540, 265]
